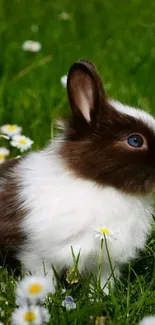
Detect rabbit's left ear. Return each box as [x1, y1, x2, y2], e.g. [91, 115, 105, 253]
[67, 59, 105, 123]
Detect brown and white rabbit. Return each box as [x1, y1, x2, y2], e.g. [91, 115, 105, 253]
[0, 59, 154, 293]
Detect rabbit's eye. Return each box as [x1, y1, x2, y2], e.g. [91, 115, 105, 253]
[127, 134, 144, 148]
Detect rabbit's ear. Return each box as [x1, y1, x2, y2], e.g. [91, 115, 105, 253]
[67, 59, 105, 123]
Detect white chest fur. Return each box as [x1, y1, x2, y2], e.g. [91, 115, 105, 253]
[16, 147, 153, 274]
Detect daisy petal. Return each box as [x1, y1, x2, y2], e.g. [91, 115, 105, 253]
[16, 275, 52, 304]
[0, 125, 22, 138]
[60, 75, 67, 88]
[22, 40, 42, 52]
[11, 305, 50, 325]
[10, 135, 33, 152]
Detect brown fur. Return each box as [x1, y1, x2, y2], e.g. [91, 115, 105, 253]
[1, 59, 155, 270]
[60, 59, 155, 195]
[0, 158, 26, 249]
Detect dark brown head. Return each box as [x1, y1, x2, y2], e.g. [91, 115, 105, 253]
[60, 59, 155, 195]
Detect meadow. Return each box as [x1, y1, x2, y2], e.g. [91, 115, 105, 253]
[0, 0, 155, 324]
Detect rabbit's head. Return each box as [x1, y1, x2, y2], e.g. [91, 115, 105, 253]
[60, 59, 155, 195]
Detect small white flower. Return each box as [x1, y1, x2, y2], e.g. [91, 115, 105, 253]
[0, 147, 10, 164]
[139, 316, 155, 325]
[0, 124, 22, 138]
[95, 228, 116, 240]
[22, 40, 42, 52]
[62, 296, 76, 311]
[11, 305, 50, 325]
[60, 75, 67, 88]
[58, 12, 72, 20]
[31, 25, 39, 32]
[16, 275, 52, 303]
[10, 135, 33, 152]
[61, 288, 66, 294]
[0, 148, 9, 156]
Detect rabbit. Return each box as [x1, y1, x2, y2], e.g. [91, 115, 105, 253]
[0, 59, 154, 293]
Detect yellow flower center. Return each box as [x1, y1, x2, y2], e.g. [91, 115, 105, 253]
[0, 154, 5, 160]
[24, 311, 36, 322]
[7, 125, 16, 131]
[30, 44, 35, 50]
[19, 139, 27, 145]
[29, 283, 43, 295]
[100, 228, 110, 234]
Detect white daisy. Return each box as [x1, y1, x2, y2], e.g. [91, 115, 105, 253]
[16, 275, 52, 303]
[58, 12, 72, 20]
[139, 316, 155, 325]
[0, 147, 10, 164]
[31, 25, 39, 32]
[62, 296, 76, 311]
[0, 147, 10, 156]
[10, 135, 33, 152]
[95, 228, 116, 240]
[0, 124, 22, 138]
[22, 40, 42, 52]
[11, 305, 50, 325]
[60, 75, 67, 88]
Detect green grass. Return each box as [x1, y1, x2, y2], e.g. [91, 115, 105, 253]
[0, 0, 155, 324]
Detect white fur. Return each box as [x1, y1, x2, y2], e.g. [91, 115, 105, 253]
[110, 99, 155, 133]
[16, 135, 153, 291]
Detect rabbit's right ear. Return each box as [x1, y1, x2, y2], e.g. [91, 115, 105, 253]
[67, 59, 106, 124]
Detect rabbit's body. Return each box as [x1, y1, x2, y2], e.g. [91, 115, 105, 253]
[17, 144, 153, 276]
[1, 59, 155, 292]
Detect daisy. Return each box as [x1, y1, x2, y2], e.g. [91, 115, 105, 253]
[0, 147, 10, 156]
[31, 25, 39, 33]
[16, 276, 52, 304]
[95, 228, 116, 240]
[0, 124, 22, 138]
[139, 316, 155, 325]
[22, 40, 42, 52]
[60, 75, 67, 88]
[10, 135, 33, 152]
[58, 12, 72, 20]
[0, 147, 10, 164]
[11, 305, 50, 325]
[62, 296, 76, 311]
